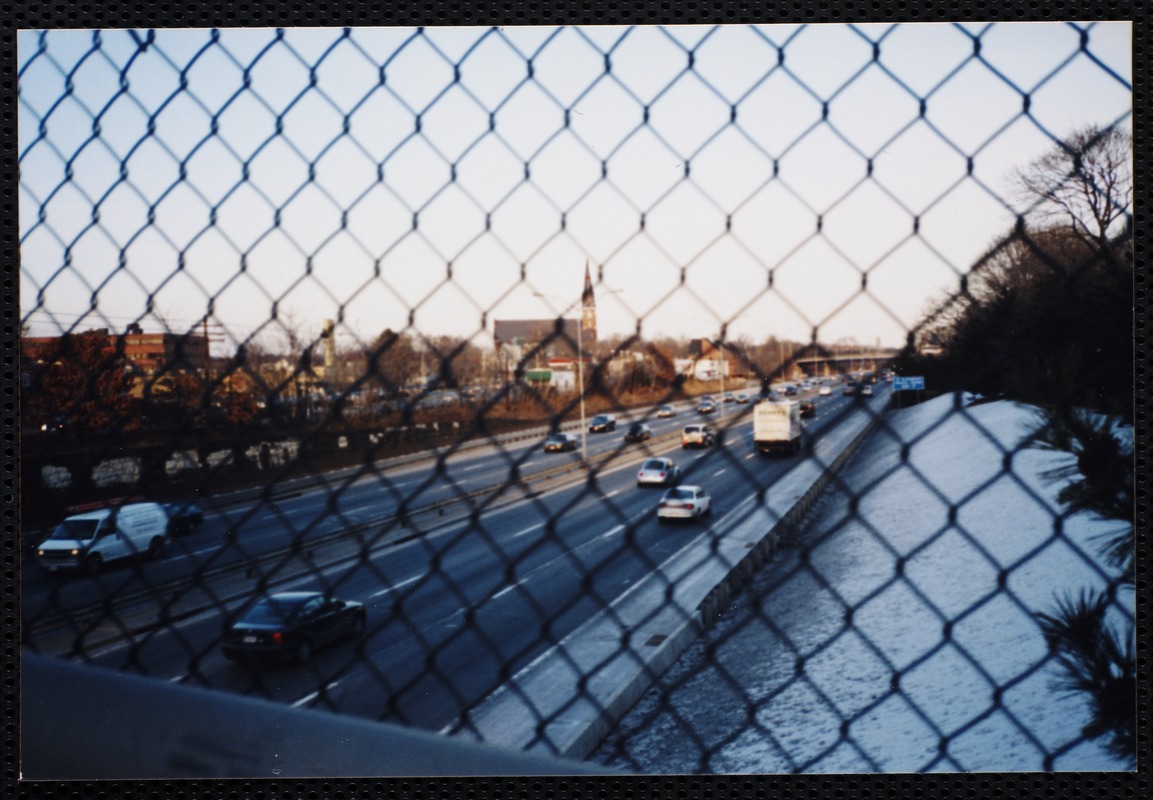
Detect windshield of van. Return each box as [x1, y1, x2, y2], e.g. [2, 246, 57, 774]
[48, 519, 100, 541]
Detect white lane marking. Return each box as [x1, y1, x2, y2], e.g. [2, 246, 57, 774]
[169, 674, 187, 683]
[292, 680, 340, 708]
[513, 522, 545, 538]
[713, 469, 727, 477]
[492, 521, 629, 601]
[187, 546, 227, 558]
[605, 489, 621, 498]
[369, 574, 421, 599]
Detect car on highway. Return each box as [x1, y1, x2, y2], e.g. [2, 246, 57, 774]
[657, 485, 712, 522]
[681, 424, 715, 449]
[221, 591, 366, 666]
[843, 382, 859, 396]
[36, 503, 170, 573]
[818, 385, 832, 397]
[735, 392, 750, 404]
[624, 422, 652, 443]
[588, 414, 617, 433]
[722, 392, 736, 403]
[657, 405, 677, 418]
[637, 457, 681, 488]
[696, 400, 717, 415]
[543, 432, 579, 452]
[164, 501, 204, 535]
[783, 385, 798, 397]
[860, 384, 874, 397]
[799, 400, 816, 418]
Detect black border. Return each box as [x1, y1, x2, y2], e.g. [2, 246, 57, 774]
[3, 1, 1146, 798]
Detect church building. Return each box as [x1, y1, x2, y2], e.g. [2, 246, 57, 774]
[493, 261, 598, 360]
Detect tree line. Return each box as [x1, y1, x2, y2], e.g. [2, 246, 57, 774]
[897, 124, 1133, 765]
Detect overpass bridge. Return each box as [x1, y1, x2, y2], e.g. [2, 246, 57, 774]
[789, 349, 900, 378]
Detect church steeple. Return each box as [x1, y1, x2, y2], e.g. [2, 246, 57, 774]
[581, 260, 597, 344]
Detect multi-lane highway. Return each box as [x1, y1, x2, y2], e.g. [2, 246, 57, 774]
[23, 381, 890, 734]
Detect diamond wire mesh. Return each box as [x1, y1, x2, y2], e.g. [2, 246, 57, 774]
[17, 23, 1133, 774]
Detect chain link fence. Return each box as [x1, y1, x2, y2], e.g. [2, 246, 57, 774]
[17, 22, 1134, 777]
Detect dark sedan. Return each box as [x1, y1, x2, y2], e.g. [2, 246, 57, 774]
[623, 422, 652, 442]
[222, 591, 366, 666]
[164, 501, 204, 535]
[588, 414, 617, 432]
[799, 400, 816, 418]
[543, 433, 579, 452]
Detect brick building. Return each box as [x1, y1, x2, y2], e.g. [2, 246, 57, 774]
[22, 325, 210, 375]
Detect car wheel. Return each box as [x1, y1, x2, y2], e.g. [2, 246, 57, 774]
[293, 638, 313, 665]
[147, 536, 164, 559]
[350, 611, 366, 639]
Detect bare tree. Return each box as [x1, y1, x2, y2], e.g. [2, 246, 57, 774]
[423, 334, 483, 388]
[1016, 125, 1132, 249]
[368, 328, 419, 395]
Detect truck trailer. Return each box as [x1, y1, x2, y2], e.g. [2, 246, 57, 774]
[753, 400, 802, 456]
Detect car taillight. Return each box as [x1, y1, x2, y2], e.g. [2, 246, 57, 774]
[272, 632, 283, 645]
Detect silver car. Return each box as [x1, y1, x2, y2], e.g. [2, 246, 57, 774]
[637, 457, 680, 488]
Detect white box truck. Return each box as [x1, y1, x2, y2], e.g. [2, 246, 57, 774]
[753, 400, 802, 455]
[36, 502, 170, 573]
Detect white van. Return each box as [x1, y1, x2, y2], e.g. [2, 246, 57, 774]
[36, 503, 170, 572]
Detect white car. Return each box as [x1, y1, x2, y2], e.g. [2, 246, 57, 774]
[637, 457, 681, 488]
[681, 424, 715, 448]
[818, 385, 832, 396]
[657, 485, 712, 522]
[657, 405, 677, 418]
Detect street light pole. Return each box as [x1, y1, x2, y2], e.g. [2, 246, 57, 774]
[576, 315, 587, 461]
[717, 340, 725, 420]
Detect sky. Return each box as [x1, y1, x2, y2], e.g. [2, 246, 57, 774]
[17, 22, 1132, 355]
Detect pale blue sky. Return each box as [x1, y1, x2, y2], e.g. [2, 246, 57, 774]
[18, 22, 1131, 353]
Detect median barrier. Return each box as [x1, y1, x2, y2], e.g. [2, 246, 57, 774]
[457, 394, 893, 759]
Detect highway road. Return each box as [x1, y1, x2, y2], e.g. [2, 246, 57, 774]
[22, 382, 891, 734]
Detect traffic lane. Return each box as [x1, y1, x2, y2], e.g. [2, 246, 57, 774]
[42, 401, 832, 729]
